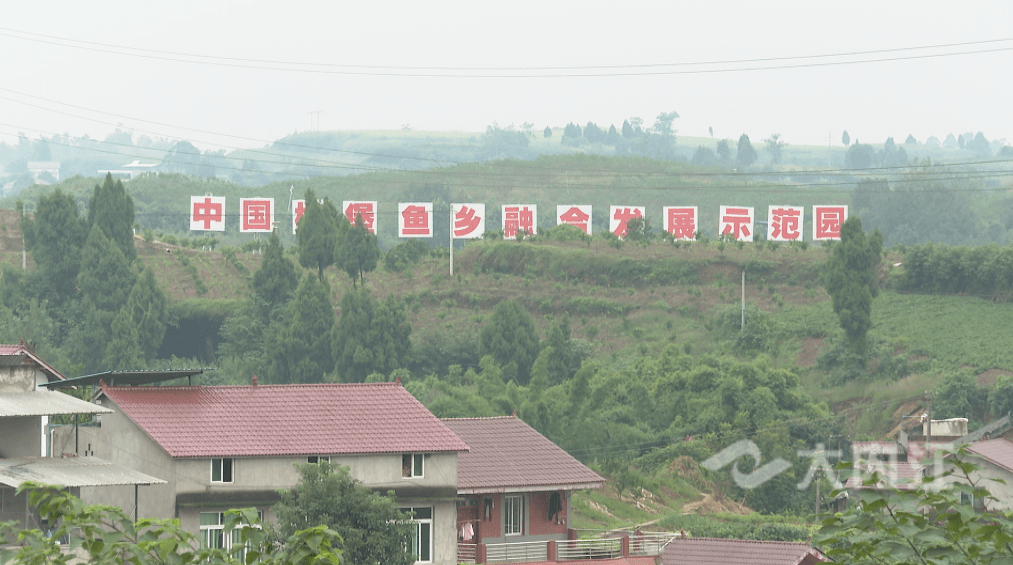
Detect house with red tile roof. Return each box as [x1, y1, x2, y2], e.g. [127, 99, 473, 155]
[58, 381, 469, 565]
[0, 341, 164, 540]
[441, 417, 614, 564]
[659, 538, 831, 565]
[944, 438, 1013, 511]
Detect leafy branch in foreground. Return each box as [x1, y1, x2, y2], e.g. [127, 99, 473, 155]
[814, 450, 1013, 564]
[0, 483, 343, 565]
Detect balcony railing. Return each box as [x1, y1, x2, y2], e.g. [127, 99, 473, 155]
[462, 531, 681, 563]
[485, 540, 548, 563]
[556, 538, 622, 560]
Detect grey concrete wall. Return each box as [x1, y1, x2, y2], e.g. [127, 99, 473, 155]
[174, 452, 458, 495]
[1, 416, 44, 458]
[0, 366, 41, 393]
[54, 402, 177, 521]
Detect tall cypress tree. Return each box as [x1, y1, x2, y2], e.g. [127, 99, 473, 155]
[20, 190, 88, 302]
[252, 231, 299, 314]
[824, 216, 883, 357]
[78, 224, 136, 313]
[88, 173, 136, 263]
[297, 189, 344, 281]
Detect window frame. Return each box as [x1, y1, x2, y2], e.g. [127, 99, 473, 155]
[307, 456, 330, 464]
[199, 511, 262, 557]
[402, 453, 424, 478]
[504, 495, 524, 536]
[211, 458, 234, 483]
[398, 506, 433, 564]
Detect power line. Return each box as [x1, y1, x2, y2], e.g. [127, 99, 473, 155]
[1, 27, 1011, 76]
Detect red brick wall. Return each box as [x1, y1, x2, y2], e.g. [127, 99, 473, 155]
[527, 492, 567, 536]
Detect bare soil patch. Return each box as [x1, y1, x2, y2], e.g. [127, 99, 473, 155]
[978, 368, 1013, 387]
[796, 337, 823, 367]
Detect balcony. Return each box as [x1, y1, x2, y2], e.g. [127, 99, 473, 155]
[460, 532, 680, 564]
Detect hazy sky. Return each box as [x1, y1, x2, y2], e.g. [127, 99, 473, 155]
[3, 1, 1012, 152]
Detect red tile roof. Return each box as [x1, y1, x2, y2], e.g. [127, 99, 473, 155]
[103, 383, 470, 458]
[660, 538, 831, 565]
[441, 417, 603, 493]
[0, 341, 66, 382]
[967, 438, 1013, 473]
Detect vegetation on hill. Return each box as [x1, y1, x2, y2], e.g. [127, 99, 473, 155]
[7, 152, 1013, 528]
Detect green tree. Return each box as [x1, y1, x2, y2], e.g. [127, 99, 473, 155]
[2, 484, 344, 565]
[764, 133, 786, 165]
[842, 130, 850, 146]
[989, 374, 1013, 419]
[543, 126, 552, 138]
[814, 455, 1013, 564]
[935, 373, 986, 421]
[653, 111, 679, 137]
[335, 214, 379, 288]
[19, 190, 88, 302]
[274, 462, 414, 565]
[716, 139, 731, 163]
[479, 300, 541, 385]
[823, 216, 883, 357]
[266, 272, 335, 383]
[332, 290, 412, 382]
[297, 189, 344, 280]
[735, 134, 758, 169]
[78, 224, 137, 313]
[252, 231, 299, 315]
[120, 267, 169, 362]
[545, 313, 576, 384]
[103, 306, 146, 369]
[88, 173, 137, 263]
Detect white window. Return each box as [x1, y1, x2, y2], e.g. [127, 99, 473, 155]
[307, 456, 330, 464]
[211, 458, 234, 483]
[200, 511, 262, 557]
[504, 495, 524, 536]
[399, 506, 432, 563]
[402, 453, 424, 478]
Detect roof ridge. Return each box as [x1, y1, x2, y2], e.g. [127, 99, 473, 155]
[671, 538, 810, 545]
[440, 416, 516, 421]
[103, 382, 401, 390]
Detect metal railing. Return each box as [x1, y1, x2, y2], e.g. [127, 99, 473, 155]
[458, 543, 478, 563]
[625, 532, 680, 556]
[484, 540, 548, 563]
[556, 538, 622, 561]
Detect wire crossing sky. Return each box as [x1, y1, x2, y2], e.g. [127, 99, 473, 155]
[2, 1, 1011, 150]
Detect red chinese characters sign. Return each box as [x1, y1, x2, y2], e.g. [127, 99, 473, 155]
[452, 203, 485, 239]
[343, 201, 377, 234]
[813, 205, 847, 241]
[663, 206, 697, 241]
[291, 200, 306, 234]
[610, 206, 645, 238]
[720, 205, 754, 242]
[557, 205, 592, 234]
[502, 205, 537, 238]
[190, 196, 225, 231]
[399, 202, 433, 238]
[767, 205, 804, 242]
[240, 198, 274, 233]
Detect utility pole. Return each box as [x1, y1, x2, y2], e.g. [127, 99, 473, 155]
[827, 132, 833, 168]
[308, 111, 322, 131]
[740, 270, 746, 331]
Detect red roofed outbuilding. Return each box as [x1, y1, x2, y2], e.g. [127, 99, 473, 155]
[442, 417, 604, 563]
[659, 538, 831, 565]
[60, 382, 469, 565]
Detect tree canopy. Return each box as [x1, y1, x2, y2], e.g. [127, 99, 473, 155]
[274, 462, 414, 565]
[88, 173, 137, 263]
[479, 300, 541, 385]
[335, 214, 379, 288]
[297, 189, 344, 281]
[736, 134, 758, 169]
[824, 216, 883, 357]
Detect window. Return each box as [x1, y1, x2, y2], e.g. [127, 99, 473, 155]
[211, 458, 234, 483]
[398, 506, 432, 563]
[200, 511, 262, 558]
[307, 456, 330, 464]
[402, 453, 424, 478]
[504, 495, 524, 536]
